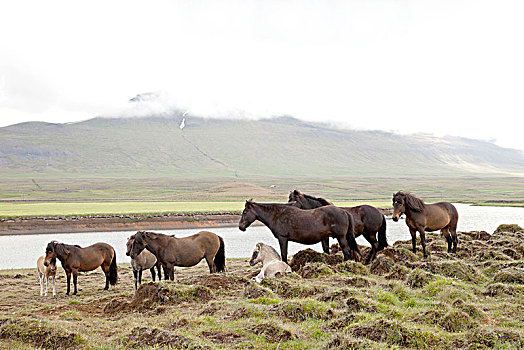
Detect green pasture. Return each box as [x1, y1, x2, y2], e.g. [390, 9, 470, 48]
[0, 200, 391, 218]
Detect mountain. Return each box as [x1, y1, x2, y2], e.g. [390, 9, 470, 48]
[1, 114, 523, 179]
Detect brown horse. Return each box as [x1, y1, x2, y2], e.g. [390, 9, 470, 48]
[392, 191, 459, 259]
[288, 190, 388, 264]
[238, 200, 360, 263]
[44, 241, 118, 295]
[129, 230, 225, 280]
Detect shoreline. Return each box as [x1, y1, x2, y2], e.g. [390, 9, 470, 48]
[0, 213, 242, 235]
[0, 208, 393, 235]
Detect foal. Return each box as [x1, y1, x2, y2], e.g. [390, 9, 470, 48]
[249, 242, 292, 282]
[37, 256, 56, 297]
[126, 235, 162, 291]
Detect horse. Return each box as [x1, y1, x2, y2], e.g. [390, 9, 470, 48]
[249, 242, 292, 282]
[288, 190, 388, 264]
[37, 256, 56, 297]
[392, 191, 459, 259]
[128, 230, 226, 281]
[126, 235, 162, 291]
[238, 199, 360, 263]
[44, 241, 118, 295]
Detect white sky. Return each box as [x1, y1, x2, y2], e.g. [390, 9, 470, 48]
[1, 0, 523, 150]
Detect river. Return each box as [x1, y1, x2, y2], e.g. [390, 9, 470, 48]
[1, 203, 522, 269]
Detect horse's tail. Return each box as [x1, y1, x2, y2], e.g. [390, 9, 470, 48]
[109, 249, 118, 285]
[345, 212, 360, 255]
[377, 215, 389, 250]
[214, 236, 226, 273]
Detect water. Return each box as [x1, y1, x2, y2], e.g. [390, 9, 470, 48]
[1, 203, 522, 269]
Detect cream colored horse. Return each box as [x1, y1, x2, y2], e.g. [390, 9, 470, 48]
[249, 242, 292, 282]
[37, 256, 56, 297]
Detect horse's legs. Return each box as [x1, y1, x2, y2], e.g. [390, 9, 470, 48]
[419, 229, 428, 260]
[65, 270, 71, 295]
[156, 263, 162, 281]
[363, 233, 380, 265]
[39, 273, 44, 296]
[150, 267, 156, 282]
[337, 237, 357, 261]
[51, 275, 56, 297]
[278, 238, 289, 264]
[321, 238, 330, 254]
[409, 228, 417, 254]
[205, 255, 217, 273]
[72, 270, 78, 295]
[138, 269, 143, 287]
[133, 270, 138, 291]
[442, 227, 453, 253]
[451, 228, 458, 254]
[44, 275, 49, 296]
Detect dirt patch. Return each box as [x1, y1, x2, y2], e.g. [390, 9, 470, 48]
[261, 278, 325, 298]
[126, 327, 205, 349]
[346, 297, 377, 314]
[243, 281, 271, 299]
[0, 318, 82, 350]
[493, 268, 524, 284]
[406, 268, 433, 288]
[369, 255, 395, 275]
[249, 323, 294, 342]
[200, 330, 242, 344]
[197, 274, 245, 291]
[289, 249, 344, 272]
[273, 300, 334, 322]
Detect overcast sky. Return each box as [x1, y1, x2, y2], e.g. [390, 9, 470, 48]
[1, 0, 523, 150]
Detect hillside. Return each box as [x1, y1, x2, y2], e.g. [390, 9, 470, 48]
[0, 114, 523, 179]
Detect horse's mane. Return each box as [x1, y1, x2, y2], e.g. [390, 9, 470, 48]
[260, 243, 281, 259]
[49, 241, 78, 257]
[300, 193, 333, 206]
[397, 191, 425, 212]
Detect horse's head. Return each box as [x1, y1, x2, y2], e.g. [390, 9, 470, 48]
[392, 192, 406, 222]
[239, 199, 256, 232]
[288, 190, 305, 208]
[126, 235, 135, 256]
[288, 189, 302, 202]
[44, 241, 59, 267]
[249, 243, 263, 266]
[47, 258, 57, 273]
[129, 231, 148, 259]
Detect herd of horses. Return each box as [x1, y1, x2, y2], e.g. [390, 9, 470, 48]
[38, 190, 459, 296]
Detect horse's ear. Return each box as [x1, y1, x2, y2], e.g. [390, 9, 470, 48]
[246, 199, 254, 207]
[293, 189, 300, 195]
[256, 242, 262, 249]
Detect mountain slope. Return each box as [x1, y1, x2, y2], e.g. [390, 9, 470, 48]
[0, 115, 522, 178]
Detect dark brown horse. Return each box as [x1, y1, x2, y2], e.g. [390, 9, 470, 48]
[288, 190, 388, 264]
[129, 230, 225, 280]
[238, 200, 360, 263]
[44, 241, 118, 295]
[392, 191, 459, 259]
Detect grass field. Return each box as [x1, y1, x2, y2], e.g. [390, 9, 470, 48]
[0, 200, 391, 218]
[0, 176, 522, 218]
[0, 225, 522, 349]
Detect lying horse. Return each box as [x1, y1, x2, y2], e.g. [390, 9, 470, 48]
[239, 199, 360, 263]
[250, 242, 292, 282]
[289, 190, 388, 264]
[44, 241, 118, 295]
[129, 230, 225, 280]
[392, 191, 459, 259]
[126, 235, 162, 291]
[37, 255, 56, 297]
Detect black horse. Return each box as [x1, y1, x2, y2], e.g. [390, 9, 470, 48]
[392, 191, 459, 259]
[238, 199, 360, 263]
[288, 190, 388, 264]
